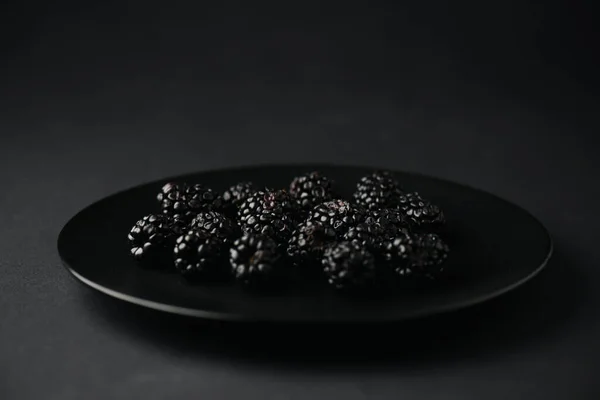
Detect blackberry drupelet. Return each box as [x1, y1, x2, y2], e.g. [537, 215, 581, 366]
[353, 170, 404, 211]
[128, 214, 181, 267]
[322, 241, 377, 291]
[398, 192, 445, 232]
[157, 182, 181, 200]
[307, 199, 366, 238]
[173, 230, 228, 279]
[229, 234, 284, 287]
[157, 182, 223, 220]
[289, 171, 336, 211]
[410, 233, 450, 278]
[190, 211, 238, 242]
[222, 182, 257, 216]
[287, 221, 337, 268]
[238, 191, 296, 243]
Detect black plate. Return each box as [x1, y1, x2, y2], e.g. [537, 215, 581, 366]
[58, 164, 552, 323]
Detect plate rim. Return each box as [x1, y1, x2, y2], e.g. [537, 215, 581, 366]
[57, 163, 554, 323]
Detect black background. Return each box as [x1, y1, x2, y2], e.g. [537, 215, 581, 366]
[1, 1, 598, 399]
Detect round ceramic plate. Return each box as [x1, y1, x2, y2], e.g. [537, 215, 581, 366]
[58, 164, 552, 323]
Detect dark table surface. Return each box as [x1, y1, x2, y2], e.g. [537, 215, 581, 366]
[1, 2, 599, 399]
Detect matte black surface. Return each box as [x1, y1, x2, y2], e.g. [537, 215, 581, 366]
[58, 165, 552, 322]
[2, 1, 599, 399]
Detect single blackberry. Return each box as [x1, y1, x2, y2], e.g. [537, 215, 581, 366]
[173, 230, 228, 279]
[410, 233, 450, 278]
[229, 234, 284, 287]
[128, 214, 181, 267]
[157, 182, 187, 218]
[190, 211, 238, 242]
[287, 221, 337, 268]
[307, 199, 365, 238]
[157, 182, 223, 220]
[381, 234, 416, 278]
[322, 241, 377, 291]
[342, 220, 386, 254]
[222, 182, 257, 216]
[241, 212, 294, 244]
[397, 192, 445, 232]
[366, 208, 411, 239]
[237, 190, 282, 224]
[237, 190, 265, 224]
[261, 189, 301, 221]
[289, 171, 336, 211]
[238, 191, 296, 243]
[353, 170, 404, 211]
[382, 232, 449, 279]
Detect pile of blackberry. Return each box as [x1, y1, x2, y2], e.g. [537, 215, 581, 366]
[127, 170, 450, 293]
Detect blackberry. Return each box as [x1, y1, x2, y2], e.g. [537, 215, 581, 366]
[222, 182, 257, 216]
[353, 170, 404, 211]
[342, 220, 386, 254]
[173, 230, 228, 279]
[238, 191, 296, 243]
[410, 233, 450, 278]
[241, 212, 294, 244]
[287, 221, 337, 268]
[237, 190, 265, 224]
[128, 214, 182, 267]
[229, 234, 284, 287]
[366, 208, 411, 239]
[238, 190, 284, 223]
[157, 182, 223, 220]
[307, 199, 365, 238]
[190, 211, 238, 242]
[398, 192, 445, 232]
[382, 232, 449, 279]
[381, 234, 416, 278]
[289, 171, 336, 211]
[322, 241, 377, 291]
[261, 189, 301, 221]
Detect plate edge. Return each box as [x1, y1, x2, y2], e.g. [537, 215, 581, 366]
[61, 236, 553, 323]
